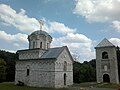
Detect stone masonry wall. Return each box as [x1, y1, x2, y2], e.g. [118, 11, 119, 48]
[55, 48, 73, 88]
[96, 47, 119, 84]
[15, 60, 55, 87]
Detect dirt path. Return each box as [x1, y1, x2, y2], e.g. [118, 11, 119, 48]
[69, 87, 117, 90]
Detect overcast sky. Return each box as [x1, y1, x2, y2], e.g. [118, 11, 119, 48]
[0, 0, 120, 62]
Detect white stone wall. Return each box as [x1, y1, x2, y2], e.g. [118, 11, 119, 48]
[19, 49, 46, 60]
[55, 49, 73, 88]
[16, 47, 73, 88]
[96, 47, 119, 84]
[29, 34, 52, 49]
[15, 60, 55, 87]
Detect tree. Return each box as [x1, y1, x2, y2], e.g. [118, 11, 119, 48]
[0, 58, 7, 82]
[73, 59, 96, 83]
[0, 50, 17, 81]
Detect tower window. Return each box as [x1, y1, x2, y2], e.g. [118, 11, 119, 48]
[40, 42, 42, 48]
[102, 51, 108, 59]
[104, 65, 108, 71]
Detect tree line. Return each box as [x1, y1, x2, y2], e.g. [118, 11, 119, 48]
[73, 59, 96, 83]
[0, 47, 120, 83]
[0, 50, 17, 82]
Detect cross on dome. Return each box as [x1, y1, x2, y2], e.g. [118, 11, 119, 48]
[39, 20, 44, 30]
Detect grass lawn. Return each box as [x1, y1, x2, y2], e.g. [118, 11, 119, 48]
[0, 82, 68, 90]
[73, 82, 119, 89]
[0, 82, 119, 90]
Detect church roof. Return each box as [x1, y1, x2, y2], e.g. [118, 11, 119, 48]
[30, 30, 52, 39]
[41, 46, 65, 59]
[17, 46, 74, 61]
[95, 38, 115, 48]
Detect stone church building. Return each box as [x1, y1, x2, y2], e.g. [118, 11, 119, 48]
[15, 30, 73, 88]
[95, 38, 119, 84]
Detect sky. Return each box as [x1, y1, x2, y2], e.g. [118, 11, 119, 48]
[0, 0, 120, 62]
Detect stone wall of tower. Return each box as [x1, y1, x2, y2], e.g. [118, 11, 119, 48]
[96, 46, 119, 84]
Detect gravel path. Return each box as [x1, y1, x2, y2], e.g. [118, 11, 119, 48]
[69, 87, 117, 90]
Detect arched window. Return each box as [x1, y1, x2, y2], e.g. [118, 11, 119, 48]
[102, 51, 108, 59]
[64, 73, 66, 85]
[27, 69, 30, 76]
[104, 65, 107, 71]
[47, 43, 49, 49]
[33, 41, 35, 48]
[40, 42, 42, 48]
[26, 66, 30, 76]
[64, 61, 67, 71]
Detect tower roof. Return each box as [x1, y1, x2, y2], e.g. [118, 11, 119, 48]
[30, 30, 52, 39]
[96, 38, 115, 48]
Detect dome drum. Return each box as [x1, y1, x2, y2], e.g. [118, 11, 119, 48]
[28, 30, 52, 49]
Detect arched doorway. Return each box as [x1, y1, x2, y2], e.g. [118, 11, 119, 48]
[103, 74, 110, 82]
[64, 73, 66, 85]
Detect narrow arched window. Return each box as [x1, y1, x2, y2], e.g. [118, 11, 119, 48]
[40, 42, 42, 48]
[102, 51, 108, 59]
[64, 73, 66, 85]
[33, 41, 35, 48]
[104, 65, 108, 71]
[47, 43, 49, 49]
[64, 61, 67, 71]
[27, 69, 30, 76]
[26, 65, 30, 76]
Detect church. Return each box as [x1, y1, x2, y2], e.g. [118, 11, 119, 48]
[15, 28, 73, 88]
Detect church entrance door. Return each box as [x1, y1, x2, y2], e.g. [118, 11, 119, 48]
[103, 74, 110, 83]
[64, 73, 66, 85]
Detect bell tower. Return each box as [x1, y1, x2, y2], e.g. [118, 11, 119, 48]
[95, 38, 119, 84]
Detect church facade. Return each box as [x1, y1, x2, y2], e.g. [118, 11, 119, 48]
[15, 30, 73, 88]
[95, 38, 119, 84]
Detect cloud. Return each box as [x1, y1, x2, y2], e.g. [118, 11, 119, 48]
[74, 0, 120, 33]
[0, 4, 39, 33]
[0, 30, 28, 43]
[44, 21, 76, 35]
[51, 33, 95, 62]
[74, 0, 120, 22]
[112, 21, 120, 32]
[0, 4, 95, 62]
[0, 4, 76, 35]
[109, 38, 120, 47]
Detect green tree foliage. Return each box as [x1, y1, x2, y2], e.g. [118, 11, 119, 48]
[0, 58, 7, 82]
[73, 59, 96, 83]
[0, 50, 17, 82]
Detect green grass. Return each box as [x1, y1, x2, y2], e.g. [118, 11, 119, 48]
[0, 82, 119, 90]
[0, 82, 68, 90]
[73, 82, 119, 89]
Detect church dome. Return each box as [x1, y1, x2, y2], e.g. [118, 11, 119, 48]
[28, 30, 52, 49]
[30, 30, 52, 39]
